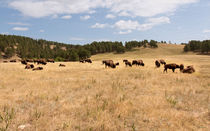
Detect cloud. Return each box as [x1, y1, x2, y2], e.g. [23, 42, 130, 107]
[118, 30, 132, 34]
[61, 15, 72, 19]
[106, 14, 115, 19]
[8, 22, 30, 26]
[114, 16, 170, 32]
[203, 29, 210, 33]
[8, 0, 198, 18]
[12, 27, 28, 31]
[80, 15, 90, 20]
[40, 29, 45, 33]
[91, 23, 108, 29]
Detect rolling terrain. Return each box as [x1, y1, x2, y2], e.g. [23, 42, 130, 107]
[0, 44, 209, 130]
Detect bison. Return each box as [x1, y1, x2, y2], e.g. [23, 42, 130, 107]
[84, 58, 92, 63]
[10, 59, 16, 62]
[25, 64, 34, 69]
[3, 61, 8, 63]
[102, 60, 119, 68]
[80, 60, 85, 63]
[47, 59, 55, 63]
[164, 63, 182, 73]
[132, 60, 144, 66]
[123, 60, 132, 67]
[159, 59, 166, 65]
[155, 60, 161, 68]
[32, 67, 43, 71]
[21, 60, 27, 65]
[59, 64, 66, 67]
[182, 66, 195, 74]
[37, 59, 47, 65]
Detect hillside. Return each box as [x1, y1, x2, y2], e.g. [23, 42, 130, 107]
[0, 44, 209, 130]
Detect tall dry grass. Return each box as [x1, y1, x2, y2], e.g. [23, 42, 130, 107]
[0, 44, 209, 130]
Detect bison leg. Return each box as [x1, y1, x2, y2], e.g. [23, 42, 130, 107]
[172, 68, 175, 72]
[164, 68, 167, 73]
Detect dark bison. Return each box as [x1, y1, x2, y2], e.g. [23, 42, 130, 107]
[182, 66, 195, 74]
[25, 64, 34, 69]
[32, 67, 43, 71]
[47, 59, 55, 63]
[26, 59, 34, 63]
[123, 60, 132, 67]
[3, 61, 8, 63]
[21, 60, 27, 65]
[155, 60, 161, 68]
[84, 59, 92, 63]
[164, 63, 182, 73]
[10, 59, 16, 62]
[132, 60, 144, 66]
[37, 59, 47, 65]
[59, 64, 66, 67]
[80, 60, 85, 63]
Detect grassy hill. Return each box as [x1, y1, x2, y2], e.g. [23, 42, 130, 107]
[0, 44, 209, 130]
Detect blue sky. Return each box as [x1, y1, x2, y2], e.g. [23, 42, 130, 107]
[0, 0, 210, 44]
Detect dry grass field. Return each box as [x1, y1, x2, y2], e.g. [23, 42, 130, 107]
[0, 44, 209, 130]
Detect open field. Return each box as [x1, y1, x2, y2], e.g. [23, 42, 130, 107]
[0, 44, 209, 130]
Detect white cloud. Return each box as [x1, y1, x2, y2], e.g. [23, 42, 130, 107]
[80, 15, 90, 20]
[40, 29, 45, 33]
[203, 29, 210, 33]
[8, 0, 198, 18]
[12, 27, 28, 31]
[114, 20, 140, 30]
[8, 22, 30, 26]
[91, 23, 108, 29]
[106, 14, 115, 19]
[118, 30, 132, 34]
[61, 15, 72, 19]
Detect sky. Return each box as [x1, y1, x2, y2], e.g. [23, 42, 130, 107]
[0, 0, 210, 44]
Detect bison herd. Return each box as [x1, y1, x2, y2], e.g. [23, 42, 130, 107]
[2, 58, 195, 74]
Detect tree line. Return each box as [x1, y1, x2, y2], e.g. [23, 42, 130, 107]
[184, 40, 210, 53]
[0, 34, 158, 61]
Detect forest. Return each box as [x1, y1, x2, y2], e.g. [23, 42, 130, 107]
[184, 40, 210, 53]
[0, 34, 158, 61]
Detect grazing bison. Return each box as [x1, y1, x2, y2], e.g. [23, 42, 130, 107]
[123, 59, 128, 63]
[164, 63, 182, 73]
[84, 58, 92, 63]
[155, 60, 161, 68]
[123, 60, 132, 67]
[10, 59, 16, 62]
[37, 59, 47, 65]
[32, 67, 43, 71]
[80, 60, 85, 63]
[21, 60, 27, 65]
[47, 59, 55, 63]
[132, 60, 144, 66]
[3, 61, 8, 63]
[182, 66, 195, 74]
[159, 59, 166, 65]
[26, 59, 34, 63]
[102, 60, 118, 68]
[25, 64, 34, 69]
[59, 64, 66, 67]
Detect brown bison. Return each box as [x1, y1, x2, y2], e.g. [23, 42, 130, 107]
[123, 60, 132, 67]
[159, 59, 166, 65]
[84, 58, 92, 63]
[155, 60, 161, 68]
[25, 64, 34, 69]
[26, 59, 34, 63]
[102, 60, 118, 68]
[3, 61, 8, 63]
[59, 64, 66, 67]
[47, 59, 55, 63]
[182, 66, 195, 74]
[164, 63, 182, 73]
[37, 59, 47, 65]
[21, 60, 27, 65]
[132, 60, 144, 66]
[32, 67, 43, 71]
[10, 59, 16, 62]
